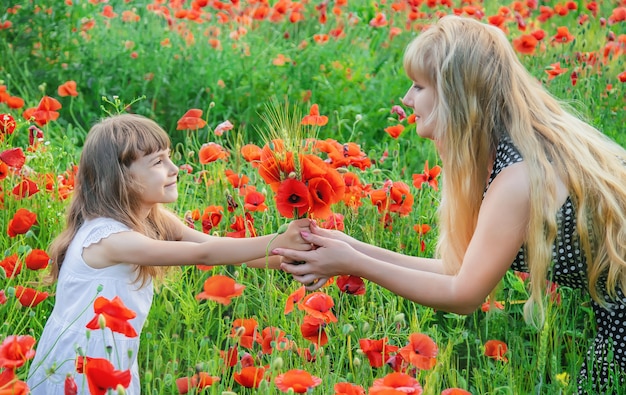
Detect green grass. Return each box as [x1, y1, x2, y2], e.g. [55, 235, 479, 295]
[1, 0, 625, 394]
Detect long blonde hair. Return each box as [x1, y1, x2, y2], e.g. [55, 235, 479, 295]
[47, 114, 180, 287]
[404, 15, 626, 325]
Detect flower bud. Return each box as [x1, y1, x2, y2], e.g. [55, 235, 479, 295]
[271, 357, 284, 370]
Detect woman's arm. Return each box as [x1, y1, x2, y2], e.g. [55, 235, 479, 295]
[278, 163, 530, 314]
[311, 223, 444, 274]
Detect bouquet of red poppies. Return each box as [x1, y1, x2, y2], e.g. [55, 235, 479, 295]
[253, 100, 345, 220]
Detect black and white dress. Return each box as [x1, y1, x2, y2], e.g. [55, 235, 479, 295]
[487, 136, 625, 393]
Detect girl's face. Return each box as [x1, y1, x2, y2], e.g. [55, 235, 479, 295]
[129, 148, 179, 213]
[401, 74, 437, 141]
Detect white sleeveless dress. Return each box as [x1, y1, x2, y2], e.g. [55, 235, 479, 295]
[27, 217, 153, 395]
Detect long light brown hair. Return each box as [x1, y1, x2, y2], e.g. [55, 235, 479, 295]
[404, 16, 626, 325]
[47, 114, 180, 287]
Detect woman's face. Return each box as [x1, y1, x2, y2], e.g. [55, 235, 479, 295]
[401, 74, 437, 142]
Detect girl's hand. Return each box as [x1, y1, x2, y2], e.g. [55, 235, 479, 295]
[272, 218, 313, 251]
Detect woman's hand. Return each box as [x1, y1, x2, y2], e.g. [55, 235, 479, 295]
[274, 229, 359, 291]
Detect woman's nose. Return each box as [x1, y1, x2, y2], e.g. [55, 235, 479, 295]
[401, 93, 412, 107]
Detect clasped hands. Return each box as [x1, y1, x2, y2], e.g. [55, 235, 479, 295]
[273, 219, 353, 291]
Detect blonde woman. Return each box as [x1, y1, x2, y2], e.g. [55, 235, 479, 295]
[276, 15, 626, 393]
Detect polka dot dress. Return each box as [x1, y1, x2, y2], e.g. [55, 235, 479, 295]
[487, 136, 626, 393]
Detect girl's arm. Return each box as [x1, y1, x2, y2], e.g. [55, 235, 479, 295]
[82, 218, 311, 270]
[165, 211, 283, 269]
[277, 163, 530, 315]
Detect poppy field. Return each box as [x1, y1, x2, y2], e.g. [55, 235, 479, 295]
[1, 0, 625, 394]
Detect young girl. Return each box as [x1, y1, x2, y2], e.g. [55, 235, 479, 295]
[276, 16, 626, 393]
[26, 114, 311, 394]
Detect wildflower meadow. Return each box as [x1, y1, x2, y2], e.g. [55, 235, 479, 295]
[1, 0, 625, 394]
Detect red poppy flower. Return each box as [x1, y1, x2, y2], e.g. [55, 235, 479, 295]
[0, 368, 29, 395]
[390, 105, 407, 121]
[225, 169, 250, 188]
[321, 213, 345, 231]
[359, 337, 398, 368]
[372, 181, 414, 216]
[336, 275, 366, 295]
[220, 345, 239, 368]
[226, 213, 258, 238]
[481, 300, 505, 312]
[200, 205, 223, 233]
[12, 178, 39, 199]
[398, 333, 438, 370]
[231, 318, 259, 349]
[176, 109, 207, 130]
[301, 104, 328, 126]
[369, 372, 423, 395]
[306, 176, 341, 219]
[25, 249, 50, 270]
[442, 388, 472, 395]
[233, 366, 266, 388]
[386, 352, 410, 373]
[284, 285, 306, 315]
[80, 357, 132, 395]
[58, 80, 79, 97]
[0, 255, 21, 278]
[241, 143, 262, 164]
[384, 124, 405, 139]
[175, 372, 219, 394]
[29, 96, 62, 126]
[275, 178, 312, 218]
[85, 296, 138, 338]
[341, 172, 368, 208]
[213, 120, 233, 136]
[0, 161, 8, 180]
[369, 12, 388, 27]
[0, 335, 36, 369]
[257, 140, 296, 191]
[0, 147, 25, 169]
[274, 369, 322, 393]
[196, 275, 245, 305]
[243, 189, 268, 212]
[260, 326, 292, 355]
[484, 339, 508, 362]
[0, 290, 6, 305]
[28, 125, 44, 148]
[198, 142, 229, 164]
[512, 34, 538, 55]
[300, 315, 328, 346]
[334, 382, 366, 395]
[412, 160, 441, 191]
[552, 26, 574, 43]
[0, 114, 16, 136]
[545, 62, 568, 80]
[65, 374, 78, 395]
[298, 292, 337, 323]
[6, 96, 24, 110]
[618, 70, 626, 83]
[313, 33, 329, 44]
[14, 286, 49, 308]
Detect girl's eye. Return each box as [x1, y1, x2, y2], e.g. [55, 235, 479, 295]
[413, 84, 422, 91]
